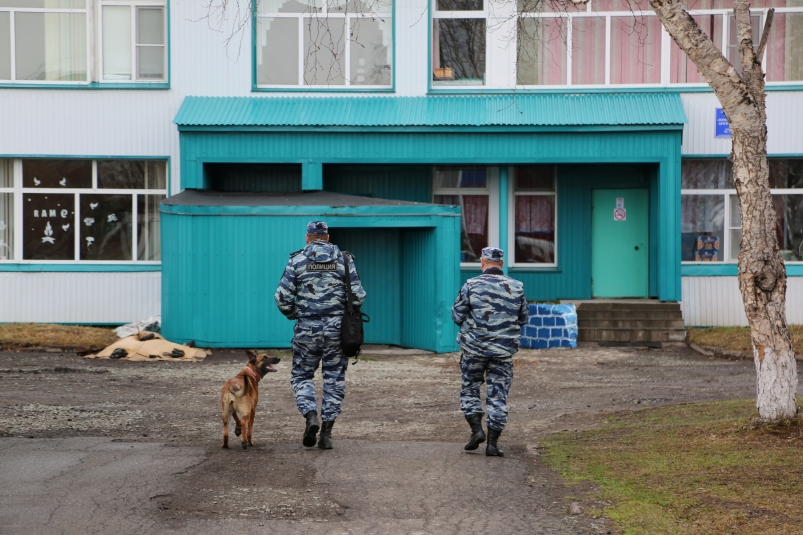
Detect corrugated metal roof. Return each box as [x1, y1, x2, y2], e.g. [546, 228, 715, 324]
[173, 94, 687, 128]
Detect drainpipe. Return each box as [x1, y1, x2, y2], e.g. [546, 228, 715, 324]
[499, 165, 509, 276]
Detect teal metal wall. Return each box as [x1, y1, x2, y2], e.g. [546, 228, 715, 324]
[179, 130, 681, 301]
[324, 164, 431, 202]
[161, 204, 461, 351]
[205, 163, 301, 192]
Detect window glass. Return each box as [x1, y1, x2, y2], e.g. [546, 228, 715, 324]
[136, 7, 164, 79]
[15, 12, 87, 81]
[727, 13, 760, 77]
[517, 17, 567, 85]
[515, 166, 555, 191]
[0, 1, 86, 6]
[22, 193, 75, 260]
[435, 194, 488, 262]
[98, 160, 145, 189]
[433, 19, 486, 85]
[610, 15, 662, 84]
[670, 14, 721, 83]
[769, 159, 803, 189]
[518, 0, 580, 13]
[571, 17, 605, 85]
[729, 194, 741, 261]
[304, 17, 346, 85]
[681, 194, 724, 261]
[23, 159, 92, 189]
[137, 194, 163, 261]
[775, 194, 803, 262]
[79, 194, 133, 260]
[146, 161, 167, 190]
[681, 159, 732, 189]
[257, 18, 299, 85]
[0, 193, 12, 261]
[261, 0, 322, 13]
[0, 12, 10, 80]
[0, 158, 11, 188]
[347, 0, 392, 12]
[437, 0, 482, 10]
[766, 13, 803, 82]
[514, 195, 555, 263]
[103, 6, 132, 80]
[433, 166, 487, 189]
[349, 18, 392, 85]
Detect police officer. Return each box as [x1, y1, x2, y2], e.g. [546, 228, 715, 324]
[452, 247, 528, 457]
[274, 221, 366, 450]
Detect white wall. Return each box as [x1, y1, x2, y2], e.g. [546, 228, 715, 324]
[0, 272, 160, 324]
[681, 276, 803, 326]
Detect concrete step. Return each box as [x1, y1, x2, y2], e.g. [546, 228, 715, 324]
[579, 319, 686, 330]
[577, 310, 684, 320]
[575, 302, 681, 312]
[577, 328, 687, 343]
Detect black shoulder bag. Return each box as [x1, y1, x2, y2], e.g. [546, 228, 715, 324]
[341, 252, 369, 359]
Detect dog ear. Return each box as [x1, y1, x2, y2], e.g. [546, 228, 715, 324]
[245, 350, 257, 362]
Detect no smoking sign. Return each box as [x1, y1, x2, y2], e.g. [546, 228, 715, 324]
[614, 207, 627, 221]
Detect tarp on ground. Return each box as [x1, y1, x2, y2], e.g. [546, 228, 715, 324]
[84, 332, 209, 362]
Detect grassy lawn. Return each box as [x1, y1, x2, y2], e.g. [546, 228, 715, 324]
[0, 323, 118, 350]
[543, 399, 803, 535]
[688, 325, 803, 355]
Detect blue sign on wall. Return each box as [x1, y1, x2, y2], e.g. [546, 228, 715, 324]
[715, 108, 731, 138]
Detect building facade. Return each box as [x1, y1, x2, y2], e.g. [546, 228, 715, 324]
[0, 0, 801, 346]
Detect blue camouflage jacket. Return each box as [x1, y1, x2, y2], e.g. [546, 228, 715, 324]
[274, 240, 366, 320]
[451, 267, 529, 358]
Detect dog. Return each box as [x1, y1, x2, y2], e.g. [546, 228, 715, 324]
[221, 350, 280, 449]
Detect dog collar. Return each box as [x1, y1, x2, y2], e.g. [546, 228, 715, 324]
[245, 366, 262, 383]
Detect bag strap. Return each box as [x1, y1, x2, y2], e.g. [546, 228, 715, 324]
[342, 251, 354, 313]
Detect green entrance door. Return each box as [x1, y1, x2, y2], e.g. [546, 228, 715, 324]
[591, 189, 649, 298]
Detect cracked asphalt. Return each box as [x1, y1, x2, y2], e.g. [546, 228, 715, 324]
[1, 343, 796, 535]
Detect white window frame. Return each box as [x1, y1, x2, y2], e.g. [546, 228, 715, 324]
[681, 187, 803, 264]
[430, 0, 803, 90]
[97, 1, 167, 83]
[255, 2, 393, 89]
[0, 2, 91, 85]
[0, 158, 167, 264]
[432, 165, 499, 268]
[507, 165, 558, 268]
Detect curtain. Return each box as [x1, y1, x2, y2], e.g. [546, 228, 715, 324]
[517, 17, 567, 85]
[610, 15, 662, 84]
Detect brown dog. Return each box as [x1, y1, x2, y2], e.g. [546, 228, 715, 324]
[221, 350, 280, 449]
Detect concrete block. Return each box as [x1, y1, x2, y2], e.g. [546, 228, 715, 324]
[538, 328, 550, 338]
[547, 339, 561, 348]
[551, 328, 563, 337]
[543, 316, 556, 327]
[554, 316, 566, 326]
[529, 316, 542, 327]
[533, 339, 548, 349]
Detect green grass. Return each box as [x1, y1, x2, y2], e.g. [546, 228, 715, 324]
[542, 399, 803, 535]
[0, 323, 118, 350]
[688, 325, 803, 356]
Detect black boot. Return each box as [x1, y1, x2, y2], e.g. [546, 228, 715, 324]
[486, 427, 504, 457]
[318, 420, 334, 450]
[303, 411, 320, 447]
[464, 414, 486, 451]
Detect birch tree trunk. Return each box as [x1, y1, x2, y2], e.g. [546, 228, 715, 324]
[648, 0, 797, 421]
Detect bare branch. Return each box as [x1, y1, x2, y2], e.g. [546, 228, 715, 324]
[756, 8, 775, 62]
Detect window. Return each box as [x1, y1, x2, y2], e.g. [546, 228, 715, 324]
[443, 0, 803, 89]
[0, 158, 166, 262]
[681, 158, 803, 263]
[433, 166, 498, 263]
[511, 166, 556, 265]
[255, 0, 392, 88]
[0, 0, 166, 85]
[102, 2, 166, 81]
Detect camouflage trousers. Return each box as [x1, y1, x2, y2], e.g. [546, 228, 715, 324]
[459, 352, 514, 431]
[291, 317, 349, 422]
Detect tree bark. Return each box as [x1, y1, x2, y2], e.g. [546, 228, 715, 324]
[649, 0, 798, 421]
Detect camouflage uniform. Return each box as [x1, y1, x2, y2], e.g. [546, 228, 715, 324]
[275, 237, 366, 422]
[452, 257, 528, 431]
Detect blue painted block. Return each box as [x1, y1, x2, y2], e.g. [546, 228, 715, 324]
[533, 339, 549, 349]
[554, 316, 566, 326]
[551, 304, 570, 315]
[524, 326, 539, 338]
[520, 337, 533, 349]
[547, 339, 561, 348]
[537, 304, 553, 316]
[543, 316, 556, 327]
[538, 328, 550, 338]
[565, 314, 578, 326]
[529, 316, 542, 327]
[551, 328, 563, 337]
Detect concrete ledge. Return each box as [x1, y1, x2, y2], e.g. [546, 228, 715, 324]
[521, 304, 577, 349]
